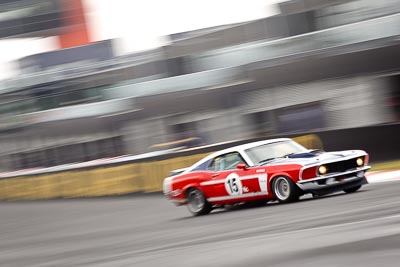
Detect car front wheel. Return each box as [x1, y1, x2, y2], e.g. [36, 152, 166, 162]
[272, 176, 300, 203]
[186, 188, 212, 216]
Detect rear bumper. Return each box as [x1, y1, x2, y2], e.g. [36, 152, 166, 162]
[297, 167, 370, 195]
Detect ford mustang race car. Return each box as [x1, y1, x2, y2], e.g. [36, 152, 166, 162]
[163, 138, 370, 216]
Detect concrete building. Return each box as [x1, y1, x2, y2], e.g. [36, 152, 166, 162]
[0, 0, 399, 171]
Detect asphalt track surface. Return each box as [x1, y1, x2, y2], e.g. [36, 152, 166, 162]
[1, 181, 400, 267]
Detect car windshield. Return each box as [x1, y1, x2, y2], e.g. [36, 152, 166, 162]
[245, 140, 307, 165]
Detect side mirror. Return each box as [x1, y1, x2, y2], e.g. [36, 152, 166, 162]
[237, 163, 247, 170]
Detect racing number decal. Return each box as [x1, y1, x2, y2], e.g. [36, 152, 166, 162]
[224, 173, 268, 195]
[225, 173, 243, 196]
[227, 178, 239, 194]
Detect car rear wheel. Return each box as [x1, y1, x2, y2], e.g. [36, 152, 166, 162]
[272, 176, 300, 203]
[186, 188, 212, 216]
[343, 185, 362, 193]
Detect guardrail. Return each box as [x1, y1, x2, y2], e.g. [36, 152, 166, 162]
[0, 152, 211, 200]
[1, 122, 398, 201]
[0, 135, 321, 200]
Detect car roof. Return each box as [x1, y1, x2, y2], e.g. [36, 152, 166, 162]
[209, 138, 291, 157]
[188, 138, 292, 170]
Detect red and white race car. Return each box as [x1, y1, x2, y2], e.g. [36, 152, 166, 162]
[163, 138, 371, 216]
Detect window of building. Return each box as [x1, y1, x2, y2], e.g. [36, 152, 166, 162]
[276, 102, 325, 133]
[248, 110, 275, 137]
[388, 75, 400, 121]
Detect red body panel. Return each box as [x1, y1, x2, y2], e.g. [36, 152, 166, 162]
[301, 166, 318, 180]
[168, 164, 303, 205]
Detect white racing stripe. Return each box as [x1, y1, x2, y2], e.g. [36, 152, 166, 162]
[200, 180, 225, 186]
[207, 192, 269, 202]
[201, 170, 400, 186]
[200, 175, 260, 186]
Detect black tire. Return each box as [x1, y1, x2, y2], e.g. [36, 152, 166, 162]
[272, 176, 300, 203]
[186, 188, 212, 216]
[343, 185, 362, 194]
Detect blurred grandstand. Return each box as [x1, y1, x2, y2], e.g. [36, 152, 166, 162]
[0, 0, 399, 171]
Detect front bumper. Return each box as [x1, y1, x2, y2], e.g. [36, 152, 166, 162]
[297, 166, 370, 195]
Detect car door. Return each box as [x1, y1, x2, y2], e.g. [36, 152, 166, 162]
[201, 152, 269, 202]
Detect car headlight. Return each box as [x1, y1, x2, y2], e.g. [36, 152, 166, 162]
[318, 165, 328, 175]
[356, 157, 364, 167]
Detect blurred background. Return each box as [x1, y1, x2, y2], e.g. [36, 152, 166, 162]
[0, 0, 399, 172]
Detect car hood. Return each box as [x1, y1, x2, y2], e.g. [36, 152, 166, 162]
[259, 149, 367, 167]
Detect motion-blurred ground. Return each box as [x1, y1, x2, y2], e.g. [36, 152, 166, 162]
[1, 178, 399, 267]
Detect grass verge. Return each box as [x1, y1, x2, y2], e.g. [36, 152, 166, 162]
[370, 160, 400, 171]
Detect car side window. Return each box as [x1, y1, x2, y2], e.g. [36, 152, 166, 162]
[207, 152, 246, 172]
[192, 159, 212, 172]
